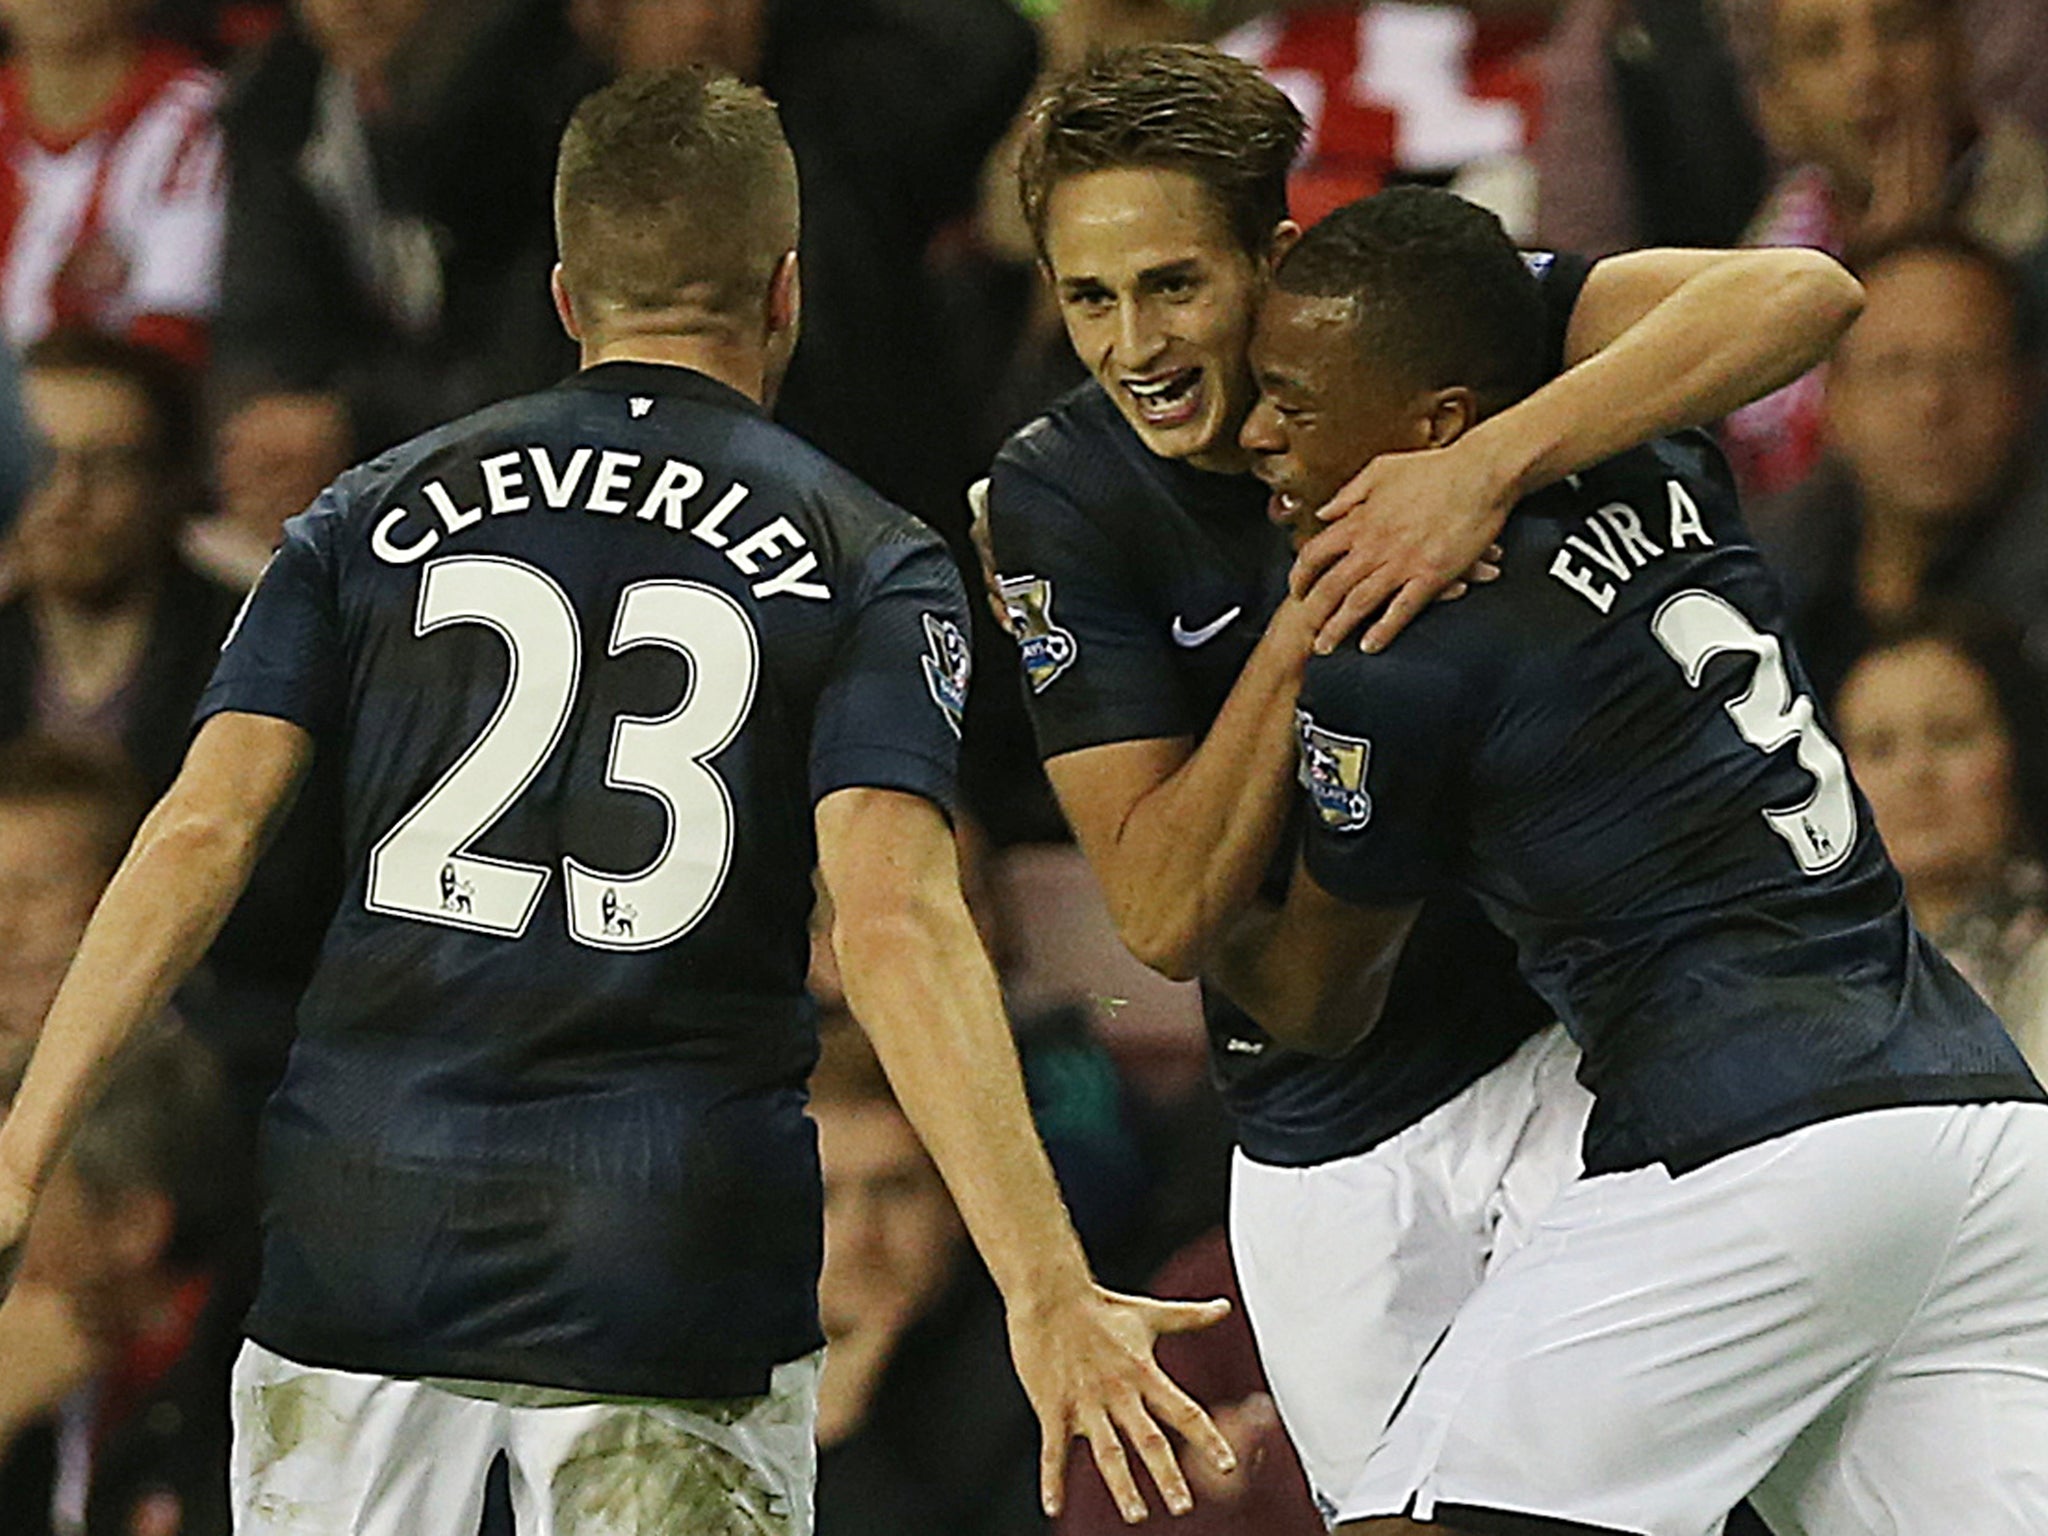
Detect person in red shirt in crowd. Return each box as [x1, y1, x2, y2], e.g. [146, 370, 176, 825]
[0, 0, 224, 365]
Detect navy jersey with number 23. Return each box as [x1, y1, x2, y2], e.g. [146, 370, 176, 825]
[199, 361, 972, 1399]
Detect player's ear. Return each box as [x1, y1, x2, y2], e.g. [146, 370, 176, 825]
[1264, 220, 1303, 272]
[550, 265, 582, 343]
[768, 250, 802, 341]
[1420, 387, 1480, 449]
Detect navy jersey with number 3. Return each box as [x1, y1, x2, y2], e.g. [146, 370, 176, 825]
[1297, 433, 2043, 1175]
[199, 362, 972, 1397]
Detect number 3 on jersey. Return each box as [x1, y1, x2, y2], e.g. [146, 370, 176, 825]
[366, 555, 759, 950]
[1651, 588, 1856, 876]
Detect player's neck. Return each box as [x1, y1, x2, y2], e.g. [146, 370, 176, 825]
[19, 34, 140, 139]
[579, 334, 770, 408]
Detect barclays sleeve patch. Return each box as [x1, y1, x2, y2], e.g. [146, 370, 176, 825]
[1296, 709, 1373, 832]
[997, 574, 1077, 693]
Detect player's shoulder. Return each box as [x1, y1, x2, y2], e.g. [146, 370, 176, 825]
[992, 381, 1148, 508]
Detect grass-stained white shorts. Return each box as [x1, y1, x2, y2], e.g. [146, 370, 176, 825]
[231, 1340, 821, 1536]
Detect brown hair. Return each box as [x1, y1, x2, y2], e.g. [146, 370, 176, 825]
[554, 68, 799, 325]
[1017, 43, 1304, 262]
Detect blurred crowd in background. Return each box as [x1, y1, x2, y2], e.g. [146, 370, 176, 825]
[0, 0, 2046, 1532]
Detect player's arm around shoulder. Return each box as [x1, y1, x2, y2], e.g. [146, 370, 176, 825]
[0, 713, 312, 1286]
[1293, 245, 1863, 654]
[816, 785, 1239, 1523]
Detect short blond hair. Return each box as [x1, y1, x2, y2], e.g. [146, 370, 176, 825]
[555, 68, 799, 323]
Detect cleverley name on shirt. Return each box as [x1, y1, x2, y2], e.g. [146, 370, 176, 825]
[367, 445, 834, 602]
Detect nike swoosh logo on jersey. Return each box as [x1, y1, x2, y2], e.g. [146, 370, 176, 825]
[1171, 607, 1243, 648]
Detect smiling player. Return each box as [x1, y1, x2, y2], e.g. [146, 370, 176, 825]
[983, 43, 1865, 1520]
[1228, 185, 2048, 1536]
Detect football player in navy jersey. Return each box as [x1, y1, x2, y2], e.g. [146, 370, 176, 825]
[0, 71, 1240, 1535]
[983, 44, 1864, 1522]
[1228, 186, 2048, 1536]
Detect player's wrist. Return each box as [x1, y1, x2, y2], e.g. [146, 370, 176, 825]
[1461, 402, 1557, 508]
[996, 1255, 1098, 1323]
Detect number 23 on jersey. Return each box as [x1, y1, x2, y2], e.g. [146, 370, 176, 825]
[366, 554, 759, 951]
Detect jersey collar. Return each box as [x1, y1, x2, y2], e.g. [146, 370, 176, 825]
[565, 360, 769, 420]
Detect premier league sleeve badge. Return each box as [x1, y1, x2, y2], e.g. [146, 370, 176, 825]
[921, 612, 972, 737]
[1296, 709, 1373, 832]
[996, 574, 1078, 693]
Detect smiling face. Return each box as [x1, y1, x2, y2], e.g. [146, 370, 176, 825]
[1042, 167, 1284, 474]
[1240, 288, 1442, 538]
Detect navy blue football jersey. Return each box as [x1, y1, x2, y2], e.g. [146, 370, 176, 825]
[197, 361, 972, 1398]
[1297, 433, 2045, 1176]
[984, 254, 1591, 1167]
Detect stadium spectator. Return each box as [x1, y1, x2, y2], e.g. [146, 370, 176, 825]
[0, 329, 241, 792]
[209, 0, 591, 562]
[1724, 0, 2048, 495]
[1835, 609, 2048, 1076]
[1054, 1228, 1322, 1536]
[1752, 234, 2046, 696]
[576, 0, 1039, 544]
[810, 1020, 1045, 1536]
[0, 0, 225, 363]
[0, 1023, 243, 1536]
[0, 739, 144, 1047]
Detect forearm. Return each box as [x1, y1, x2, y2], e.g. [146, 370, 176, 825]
[1079, 611, 1313, 979]
[835, 889, 1093, 1311]
[1482, 249, 1862, 497]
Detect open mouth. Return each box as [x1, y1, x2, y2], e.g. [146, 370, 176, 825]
[1122, 368, 1204, 428]
[1265, 489, 1303, 526]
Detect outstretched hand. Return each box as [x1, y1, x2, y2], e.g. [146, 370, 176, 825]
[1009, 1283, 1236, 1524]
[1291, 436, 1518, 654]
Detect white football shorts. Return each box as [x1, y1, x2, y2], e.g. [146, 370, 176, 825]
[1340, 1100, 2048, 1536]
[1230, 1023, 1590, 1521]
[231, 1340, 821, 1536]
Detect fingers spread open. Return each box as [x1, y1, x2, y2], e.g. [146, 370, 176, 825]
[1039, 1408, 1070, 1517]
[1141, 1361, 1238, 1475]
[1080, 1404, 1149, 1524]
[1145, 1295, 1232, 1334]
[1112, 1393, 1192, 1517]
